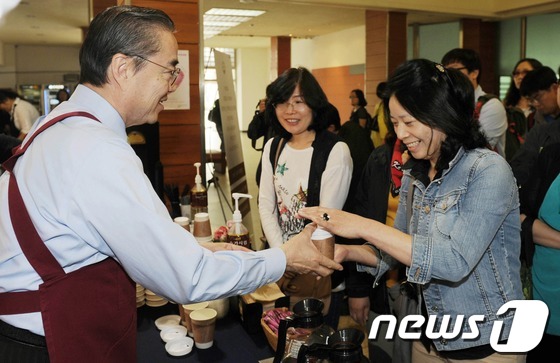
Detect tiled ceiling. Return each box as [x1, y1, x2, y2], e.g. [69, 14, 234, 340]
[0, 0, 559, 48]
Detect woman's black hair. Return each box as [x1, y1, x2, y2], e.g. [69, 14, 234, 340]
[265, 67, 330, 139]
[503, 58, 542, 108]
[385, 59, 487, 172]
[351, 89, 368, 107]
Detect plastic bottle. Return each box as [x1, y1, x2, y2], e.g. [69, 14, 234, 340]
[227, 193, 252, 249]
[190, 162, 208, 216]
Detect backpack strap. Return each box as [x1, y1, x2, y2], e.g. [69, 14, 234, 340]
[474, 93, 498, 122]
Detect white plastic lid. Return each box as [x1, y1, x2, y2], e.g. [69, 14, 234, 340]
[154, 314, 181, 330]
[160, 325, 188, 343]
[311, 227, 333, 241]
[165, 336, 194, 356]
[194, 212, 209, 222]
[174, 217, 190, 226]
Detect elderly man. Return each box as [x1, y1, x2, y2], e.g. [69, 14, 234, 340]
[0, 6, 340, 362]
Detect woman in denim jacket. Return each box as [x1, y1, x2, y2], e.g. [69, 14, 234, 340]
[299, 59, 525, 362]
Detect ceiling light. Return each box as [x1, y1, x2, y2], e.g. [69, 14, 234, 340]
[203, 8, 266, 40]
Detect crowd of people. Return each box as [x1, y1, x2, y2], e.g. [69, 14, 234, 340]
[1, 4, 559, 363]
[254, 49, 560, 363]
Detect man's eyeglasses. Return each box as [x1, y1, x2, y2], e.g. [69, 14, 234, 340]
[274, 99, 307, 112]
[133, 55, 181, 86]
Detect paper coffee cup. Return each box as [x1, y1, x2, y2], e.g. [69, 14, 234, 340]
[180, 301, 209, 337]
[311, 227, 335, 259]
[174, 216, 190, 232]
[189, 308, 218, 349]
[193, 213, 212, 242]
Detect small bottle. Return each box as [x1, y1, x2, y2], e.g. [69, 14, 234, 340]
[190, 162, 208, 216]
[227, 193, 252, 249]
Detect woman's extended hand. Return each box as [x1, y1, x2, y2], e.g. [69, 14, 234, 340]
[298, 207, 368, 240]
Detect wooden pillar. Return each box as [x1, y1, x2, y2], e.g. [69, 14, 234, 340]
[461, 18, 499, 94]
[365, 10, 407, 106]
[90, 0, 202, 195]
[271, 36, 291, 80]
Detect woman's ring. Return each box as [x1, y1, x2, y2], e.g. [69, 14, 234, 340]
[322, 213, 330, 221]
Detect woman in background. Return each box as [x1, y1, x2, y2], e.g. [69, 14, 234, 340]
[259, 67, 352, 315]
[503, 58, 542, 118]
[349, 89, 370, 129]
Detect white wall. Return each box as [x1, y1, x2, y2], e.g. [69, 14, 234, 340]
[236, 47, 270, 131]
[16, 45, 80, 86]
[292, 26, 365, 69]
[0, 44, 80, 89]
[0, 43, 16, 88]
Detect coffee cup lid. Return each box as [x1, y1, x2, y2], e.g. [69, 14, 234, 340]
[194, 212, 209, 221]
[165, 336, 194, 356]
[182, 301, 209, 311]
[160, 325, 188, 342]
[189, 307, 217, 321]
[174, 216, 190, 226]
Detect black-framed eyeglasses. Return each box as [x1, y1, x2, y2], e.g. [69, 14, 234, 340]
[133, 54, 181, 85]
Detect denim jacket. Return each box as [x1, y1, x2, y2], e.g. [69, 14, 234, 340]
[361, 147, 523, 351]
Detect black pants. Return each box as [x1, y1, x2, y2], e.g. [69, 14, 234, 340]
[0, 320, 49, 363]
[527, 332, 560, 362]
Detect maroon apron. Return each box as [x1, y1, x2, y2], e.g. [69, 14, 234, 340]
[0, 112, 136, 362]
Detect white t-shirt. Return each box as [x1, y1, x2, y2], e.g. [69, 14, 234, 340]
[258, 137, 353, 247]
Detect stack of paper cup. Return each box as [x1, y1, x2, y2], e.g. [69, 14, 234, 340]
[145, 289, 169, 307]
[136, 284, 145, 307]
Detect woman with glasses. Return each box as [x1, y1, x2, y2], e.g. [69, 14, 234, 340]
[503, 59, 543, 146]
[299, 59, 525, 362]
[504, 58, 542, 118]
[258, 67, 352, 318]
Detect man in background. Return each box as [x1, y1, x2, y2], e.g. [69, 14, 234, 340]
[520, 66, 560, 128]
[442, 48, 508, 158]
[0, 90, 40, 140]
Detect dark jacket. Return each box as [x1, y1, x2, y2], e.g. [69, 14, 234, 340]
[510, 119, 560, 188]
[343, 143, 395, 313]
